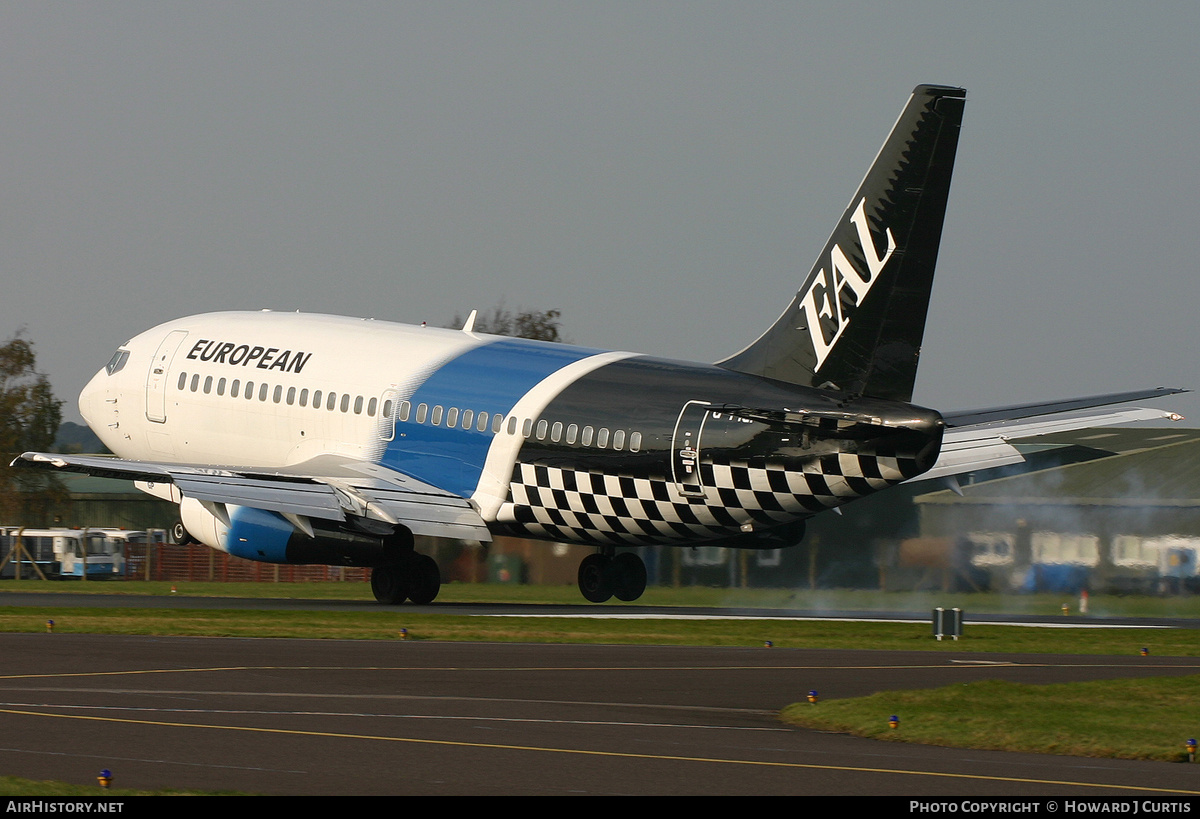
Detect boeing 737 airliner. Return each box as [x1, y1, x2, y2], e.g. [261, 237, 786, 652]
[15, 85, 1185, 604]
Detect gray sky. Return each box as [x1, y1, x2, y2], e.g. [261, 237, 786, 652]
[2, 2, 1197, 425]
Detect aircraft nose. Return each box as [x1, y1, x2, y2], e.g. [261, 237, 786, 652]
[78, 367, 107, 428]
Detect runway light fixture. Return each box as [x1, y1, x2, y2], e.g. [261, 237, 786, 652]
[807, 690, 818, 705]
[889, 715, 899, 729]
[45, 619, 53, 633]
[97, 769, 112, 789]
[1188, 739, 1197, 763]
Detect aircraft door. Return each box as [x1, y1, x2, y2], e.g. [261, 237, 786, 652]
[145, 330, 189, 423]
[671, 400, 711, 498]
[377, 388, 400, 442]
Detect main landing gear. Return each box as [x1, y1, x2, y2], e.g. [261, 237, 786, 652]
[577, 550, 647, 603]
[371, 552, 441, 605]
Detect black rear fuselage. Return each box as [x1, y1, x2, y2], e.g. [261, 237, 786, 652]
[497, 356, 944, 547]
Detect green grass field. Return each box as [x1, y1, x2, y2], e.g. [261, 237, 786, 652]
[781, 676, 1200, 763]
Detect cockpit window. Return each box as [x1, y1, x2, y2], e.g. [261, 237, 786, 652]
[105, 349, 130, 376]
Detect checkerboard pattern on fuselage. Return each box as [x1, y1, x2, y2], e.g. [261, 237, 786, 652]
[500, 449, 922, 546]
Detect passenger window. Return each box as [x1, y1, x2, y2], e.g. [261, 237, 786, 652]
[630, 432, 642, 452]
[507, 416, 517, 435]
[431, 405, 443, 425]
[581, 426, 594, 446]
[492, 414, 503, 433]
[416, 403, 428, 424]
[299, 389, 309, 407]
[340, 394, 350, 413]
[551, 421, 563, 442]
[231, 379, 241, 398]
[522, 418, 533, 438]
[245, 380, 254, 399]
[273, 385, 283, 404]
[462, 409, 473, 430]
[190, 374, 200, 392]
[446, 407, 459, 427]
[597, 428, 609, 448]
[399, 401, 411, 422]
[566, 424, 578, 444]
[217, 378, 226, 396]
[327, 392, 337, 410]
[354, 395, 364, 415]
[368, 397, 377, 416]
[259, 383, 269, 401]
[312, 389, 322, 408]
[287, 387, 296, 405]
[177, 372, 187, 390]
[536, 420, 548, 440]
[203, 376, 213, 394]
[613, 429, 625, 450]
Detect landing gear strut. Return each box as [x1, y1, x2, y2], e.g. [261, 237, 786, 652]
[577, 551, 647, 603]
[371, 552, 441, 605]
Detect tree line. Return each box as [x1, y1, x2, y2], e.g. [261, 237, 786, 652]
[0, 334, 66, 524]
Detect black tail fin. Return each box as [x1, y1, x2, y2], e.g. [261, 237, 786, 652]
[717, 85, 966, 403]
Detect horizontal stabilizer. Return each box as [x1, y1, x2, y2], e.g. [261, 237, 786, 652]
[915, 389, 1187, 481]
[941, 387, 1187, 428]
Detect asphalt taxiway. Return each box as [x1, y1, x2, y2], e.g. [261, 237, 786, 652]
[0, 630, 1197, 795]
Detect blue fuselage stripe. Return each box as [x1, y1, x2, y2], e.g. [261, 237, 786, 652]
[381, 338, 605, 496]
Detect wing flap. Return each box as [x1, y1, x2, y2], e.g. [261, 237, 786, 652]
[172, 474, 345, 520]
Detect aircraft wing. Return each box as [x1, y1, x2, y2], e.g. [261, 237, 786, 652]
[11, 452, 492, 542]
[917, 388, 1188, 482]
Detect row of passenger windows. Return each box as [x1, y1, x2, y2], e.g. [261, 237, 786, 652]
[393, 401, 643, 451]
[177, 372, 380, 416]
[175, 372, 643, 452]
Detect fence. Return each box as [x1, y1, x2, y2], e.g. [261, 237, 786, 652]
[123, 540, 371, 584]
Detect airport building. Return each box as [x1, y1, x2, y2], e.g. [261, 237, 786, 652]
[911, 429, 1200, 594]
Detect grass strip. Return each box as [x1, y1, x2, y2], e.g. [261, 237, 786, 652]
[6, 581, 1200, 617]
[781, 675, 1200, 762]
[5, 605, 1200, 654]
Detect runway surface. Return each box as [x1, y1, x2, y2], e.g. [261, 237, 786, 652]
[0, 632, 1198, 795]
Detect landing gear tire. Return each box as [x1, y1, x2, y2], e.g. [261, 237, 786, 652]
[371, 566, 407, 605]
[611, 552, 647, 602]
[404, 554, 441, 605]
[578, 554, 613, 603]
[171, 520, 196, 546]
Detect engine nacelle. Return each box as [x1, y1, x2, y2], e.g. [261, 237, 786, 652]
[178, 497, 398, 566]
